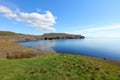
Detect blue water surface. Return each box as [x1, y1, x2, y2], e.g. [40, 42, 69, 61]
[18, 38, 120, 60]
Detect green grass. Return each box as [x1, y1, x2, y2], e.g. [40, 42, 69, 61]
[0, 54, 120, 80]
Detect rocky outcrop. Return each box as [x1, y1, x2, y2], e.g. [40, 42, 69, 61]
[40, 33, 85, 40]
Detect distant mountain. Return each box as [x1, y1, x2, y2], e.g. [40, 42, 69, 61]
[40, 33, 85, 40]
[0, 31, 19, 36]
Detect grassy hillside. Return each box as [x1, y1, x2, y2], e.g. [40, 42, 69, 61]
[0, 31, 19, 36]
[0, 36, 54, 59]
[0, 31, 85, 40]
[0, 54, 120, 80]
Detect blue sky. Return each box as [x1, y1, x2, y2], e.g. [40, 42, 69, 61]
[0, 0, 120, 37]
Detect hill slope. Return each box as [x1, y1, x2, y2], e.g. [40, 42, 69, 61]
[0, 31, 19, 36]
[41, 33, 85, 40]
[0, 54, 120, 80]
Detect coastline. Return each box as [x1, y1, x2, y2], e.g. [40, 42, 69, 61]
[0, 36, 120, 66]
[0, 36, 55, 59]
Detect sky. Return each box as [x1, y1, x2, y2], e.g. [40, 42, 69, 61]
[0, 0, 120, 37]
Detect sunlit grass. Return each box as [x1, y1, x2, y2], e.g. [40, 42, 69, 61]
[0, 54, 120, 80]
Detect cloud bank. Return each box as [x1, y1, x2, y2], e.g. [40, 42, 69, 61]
[0, 5, 56, 31]
[78, 25, 120, 33]
[76, 25, 120, 38]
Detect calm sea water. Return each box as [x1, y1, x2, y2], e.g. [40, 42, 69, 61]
[18, 38, 120, 60]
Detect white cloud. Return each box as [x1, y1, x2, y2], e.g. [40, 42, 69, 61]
[76, 25, 120, 38]
[0, 5, 56, 31]
[0, 5, 12, 13]
[77, 25, 120, 33]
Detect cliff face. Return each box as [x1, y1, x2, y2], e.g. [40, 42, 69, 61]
[40, 33, 85, 40]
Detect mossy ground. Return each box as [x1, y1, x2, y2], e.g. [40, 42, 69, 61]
[0, 54, 120, 80]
